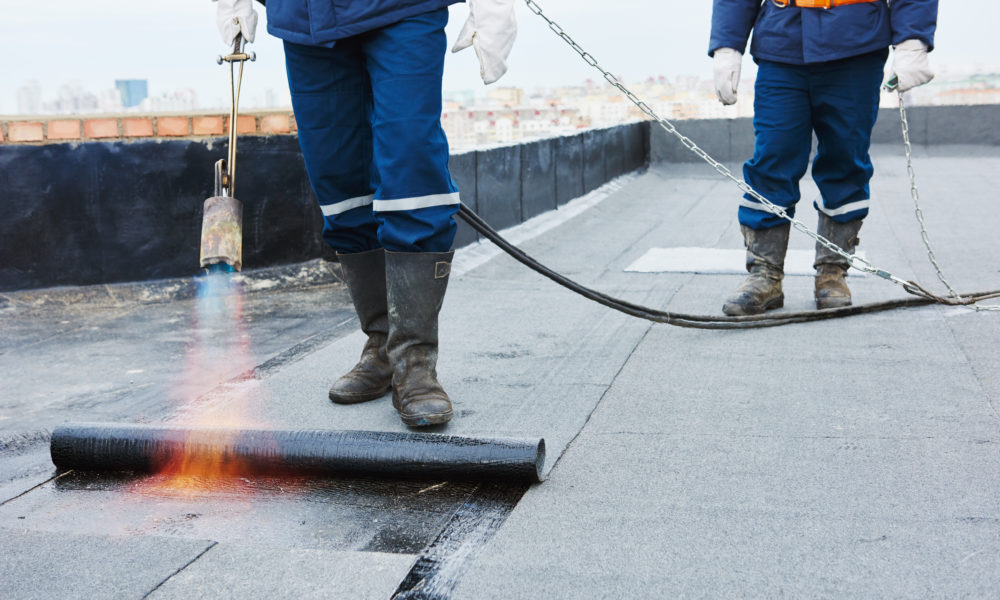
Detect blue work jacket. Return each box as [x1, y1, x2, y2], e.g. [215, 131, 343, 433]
[266, 0, 464, 46]
[709, 0, 937, 64]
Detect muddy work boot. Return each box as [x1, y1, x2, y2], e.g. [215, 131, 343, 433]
[328, 249, 394, 404]
[722, 223, 791, 316]
[814, 214, 863, 310]
[385, 250, 454, 427]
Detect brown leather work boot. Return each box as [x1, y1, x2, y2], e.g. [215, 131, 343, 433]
[385, 250, 455, 427]
[723, 223, 790, 316]
[814, 214, 863, 310]
[328, 249, 394, 404]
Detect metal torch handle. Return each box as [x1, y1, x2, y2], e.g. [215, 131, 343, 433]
[216, 34, 256, 197]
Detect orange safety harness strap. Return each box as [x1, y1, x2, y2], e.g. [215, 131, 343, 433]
[773, 0, 881, 8]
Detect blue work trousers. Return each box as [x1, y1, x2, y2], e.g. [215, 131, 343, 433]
[740, 49, 888, 230]
[283, 8, 459, 253]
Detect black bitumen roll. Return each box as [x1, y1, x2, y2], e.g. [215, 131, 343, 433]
[50, 422, 545, 483]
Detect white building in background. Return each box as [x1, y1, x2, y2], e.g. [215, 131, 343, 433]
[140, 89, 199, 113]
[44, 81, 99, 114]
[442, 105, 583, 150]
[897, 71, 1000, 107]
[16, 81, 43, 115]
[98, 89, 124, 113]
[441, 74, 766, 151]
[486, 87, 523, 107]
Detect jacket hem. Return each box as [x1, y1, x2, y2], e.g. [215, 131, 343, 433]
[268, 1, 462, 46]
[752, 41, 888, 66]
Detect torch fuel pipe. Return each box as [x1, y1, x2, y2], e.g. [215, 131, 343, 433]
[217, 33, 255, 197]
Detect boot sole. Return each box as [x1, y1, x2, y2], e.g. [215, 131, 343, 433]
[329, 384, 392, 405]
[401, 409, 453, 427]
[722, 294, 784, 316]
[392, 390, 454, 427]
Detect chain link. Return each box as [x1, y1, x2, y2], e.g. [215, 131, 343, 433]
[897, 95, 961, 297]
[524, 0, 998, 309]
[896, 98, 1000, 311]
[524, 0, 906, 285]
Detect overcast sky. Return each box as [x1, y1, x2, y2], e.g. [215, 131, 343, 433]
[2, 1, 999, 114]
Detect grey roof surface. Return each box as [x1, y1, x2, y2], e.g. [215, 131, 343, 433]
[1, 144, 999, 598]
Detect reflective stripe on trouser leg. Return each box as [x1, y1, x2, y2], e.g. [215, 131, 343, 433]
[740, 59, 814, 230]
[375, 201, 461, 255]
[283, 39, 380, 253]
[810, 49, 887, 224]
[363, 9, 459, 253]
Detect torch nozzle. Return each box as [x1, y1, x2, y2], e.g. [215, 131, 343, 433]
[200, 195, 243, 272]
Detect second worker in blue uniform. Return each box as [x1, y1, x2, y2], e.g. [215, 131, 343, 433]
[710, 0, 938, 315]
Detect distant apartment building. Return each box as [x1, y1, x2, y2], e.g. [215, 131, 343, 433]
[49, 82, 100, 114]
[909, 72, 1000, 106]
[140, 89, 199, 113]
[486, 86, 524, 107]
[442, 105, 583, 150]
[442, 75, 757, 150]
[115, 79, 149, 109]
[98, 89, 124, 113]
[16, 81, 43, 115]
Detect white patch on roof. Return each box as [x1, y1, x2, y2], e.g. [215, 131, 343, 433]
[625, 247, 868, 277]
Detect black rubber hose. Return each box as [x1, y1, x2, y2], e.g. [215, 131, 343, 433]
[458, 203, 1000, 329]
[50, 422, 545, 483]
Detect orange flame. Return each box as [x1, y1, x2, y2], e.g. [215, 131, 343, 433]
[141, 270, 265, 497]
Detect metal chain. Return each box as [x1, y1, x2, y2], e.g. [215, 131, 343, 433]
[896, 95, 960, 297]
[524, 0, 909, 287]
[523, 0, 999, 308]
[896, 96, 1000, 311]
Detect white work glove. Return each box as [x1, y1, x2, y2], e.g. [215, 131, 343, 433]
[215, 0, 258, 47]
[713, 47, 742, 105]
[890, 39, 933, 92]
[451, 0, 517, 85]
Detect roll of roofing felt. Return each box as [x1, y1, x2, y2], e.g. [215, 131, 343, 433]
[50, 422, 545, 483]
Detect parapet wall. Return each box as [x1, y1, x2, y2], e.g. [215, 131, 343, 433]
[0, 116, 648, 292]
[7, 102, 991, 293]
[652, 104, 1000, 164]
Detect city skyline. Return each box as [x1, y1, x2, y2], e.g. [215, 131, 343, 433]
[12, 67, 998, 154]
[3, 1, 1000, 116]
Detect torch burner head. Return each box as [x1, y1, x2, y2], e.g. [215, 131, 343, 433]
[199, 195, 243, 271]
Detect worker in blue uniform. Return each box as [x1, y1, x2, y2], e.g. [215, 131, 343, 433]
[710, 0, 937, 315]
[215, 0, 516, 426]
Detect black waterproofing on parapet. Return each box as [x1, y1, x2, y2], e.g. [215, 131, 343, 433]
[50, 423, 545, 483]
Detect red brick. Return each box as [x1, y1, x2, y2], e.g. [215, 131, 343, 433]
[122, 118, 154, 138]
[7, 122, 44, 143]
[47, 120, 82, 140]
[157, 117, 190, 137]
[236, 115, 257, 134]
[84, 118, 119, 139]
[192, 116, 224, 136]
[259, 114, 291, 134]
